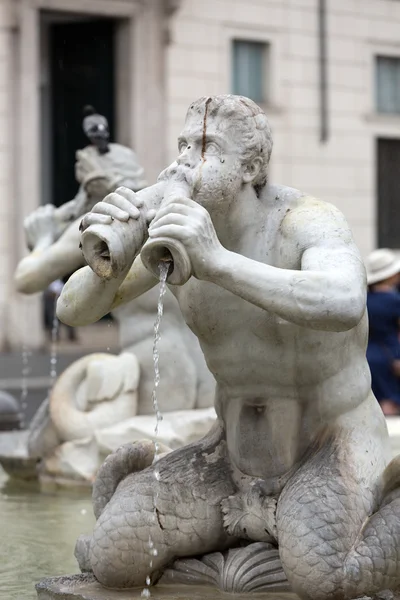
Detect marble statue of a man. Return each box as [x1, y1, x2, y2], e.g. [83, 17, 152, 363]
[57, 95, 400, 599]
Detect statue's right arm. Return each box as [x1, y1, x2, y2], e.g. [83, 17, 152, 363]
[56, 256, 158, 327]
[14, 218, 85, 295]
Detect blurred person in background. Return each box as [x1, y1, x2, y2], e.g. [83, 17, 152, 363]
[366, 248, 400, 416]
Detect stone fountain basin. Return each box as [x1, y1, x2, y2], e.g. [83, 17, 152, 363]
[36, 574, 297, 600]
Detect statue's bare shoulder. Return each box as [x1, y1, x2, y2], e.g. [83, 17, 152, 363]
[271, 186, 364, 281]
[278, 187, 357, 253]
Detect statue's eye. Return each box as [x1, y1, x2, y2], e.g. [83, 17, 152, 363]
[178, 141, 188, 153]
[205, 142, 219, 154]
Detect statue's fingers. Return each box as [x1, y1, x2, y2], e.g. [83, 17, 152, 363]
[148, 213, 187, 234]
[115, 186, 144, 209]
[103, 193, 140, 219]
[148, 223, 186, 240]
[146, 209, 156, 224]
[150, 203, 191, 227]
[79, 213, 112, 232]
[91, 201, 130, 222]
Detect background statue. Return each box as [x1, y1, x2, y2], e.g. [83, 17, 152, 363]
[11, 107, 215, 484]
[57, 95, 400, 599]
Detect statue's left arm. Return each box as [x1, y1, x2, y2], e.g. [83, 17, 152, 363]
[148, 197, 366, 332]
[212, 203, 366, 331]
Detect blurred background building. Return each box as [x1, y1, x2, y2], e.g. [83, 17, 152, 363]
[0, 0, 399, 349]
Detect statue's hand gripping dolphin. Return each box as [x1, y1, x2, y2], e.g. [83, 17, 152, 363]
[79, 187, 155, 280]
[148, 196, 225, 281]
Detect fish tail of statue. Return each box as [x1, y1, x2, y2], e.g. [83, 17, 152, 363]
[87, 422, 236, 589]
[92, 440, 169, 519]
[277, 430, 400, 600]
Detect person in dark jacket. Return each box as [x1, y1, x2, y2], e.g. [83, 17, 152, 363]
[366, 248, 400, 416]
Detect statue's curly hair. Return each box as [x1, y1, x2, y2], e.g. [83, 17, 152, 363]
[186, 95, 273, 195]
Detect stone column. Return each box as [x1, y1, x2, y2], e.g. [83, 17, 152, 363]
[132, 0, 168, 183]
[0, 0, 21, 350]
[5, 0, 44, 350]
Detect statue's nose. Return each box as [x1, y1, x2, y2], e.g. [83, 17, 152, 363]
[176, 146, 194, 168]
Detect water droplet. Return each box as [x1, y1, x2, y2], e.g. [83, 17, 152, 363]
[141, 588, 151, 598]
[146, 576, 151, 585]
[154, 470, 160, 481]
[152, 548, 158, 556]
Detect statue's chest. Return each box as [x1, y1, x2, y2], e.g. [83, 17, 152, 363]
[173, 274, 293, 345]
[174, 281, 254, 342]
[172, 222, 301, 340]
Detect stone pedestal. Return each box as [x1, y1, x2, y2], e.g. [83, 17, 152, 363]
[36, 574, 297, 600]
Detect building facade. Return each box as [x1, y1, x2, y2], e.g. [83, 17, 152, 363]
[0, 0, 400, 349]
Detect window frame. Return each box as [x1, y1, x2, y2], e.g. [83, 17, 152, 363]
[221, 24, 283, 112]
[375, 54, 400, 114]
[367, 42, 400, 119]
[231, 39, 269, 104]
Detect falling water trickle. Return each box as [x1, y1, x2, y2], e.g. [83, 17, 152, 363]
[151, 261, 169, 437]
[20, 344, 31, 429]
[142, 260, 170, 598]
[49, 296, 60, 385]
[18, 296, 32, 428]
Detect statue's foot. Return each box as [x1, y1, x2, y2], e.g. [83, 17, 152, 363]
[221, 481, 278, 543]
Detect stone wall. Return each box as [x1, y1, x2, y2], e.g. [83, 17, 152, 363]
[166, 0, 400, 259]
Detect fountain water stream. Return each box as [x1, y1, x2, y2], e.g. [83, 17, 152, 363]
[19, 297, 32, 429]
[142, 260, 171, 598]
[20, 344, 30, 429]
[49, 296, 59, 384]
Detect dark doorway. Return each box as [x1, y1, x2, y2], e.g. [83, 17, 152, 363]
[49, 17, 116, 207]
[377, 138, 400, 248]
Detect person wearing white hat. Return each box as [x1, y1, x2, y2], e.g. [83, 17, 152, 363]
[366, 248, 400, 416]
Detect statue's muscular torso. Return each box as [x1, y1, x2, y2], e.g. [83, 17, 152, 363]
[172, 185, 387, 486]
